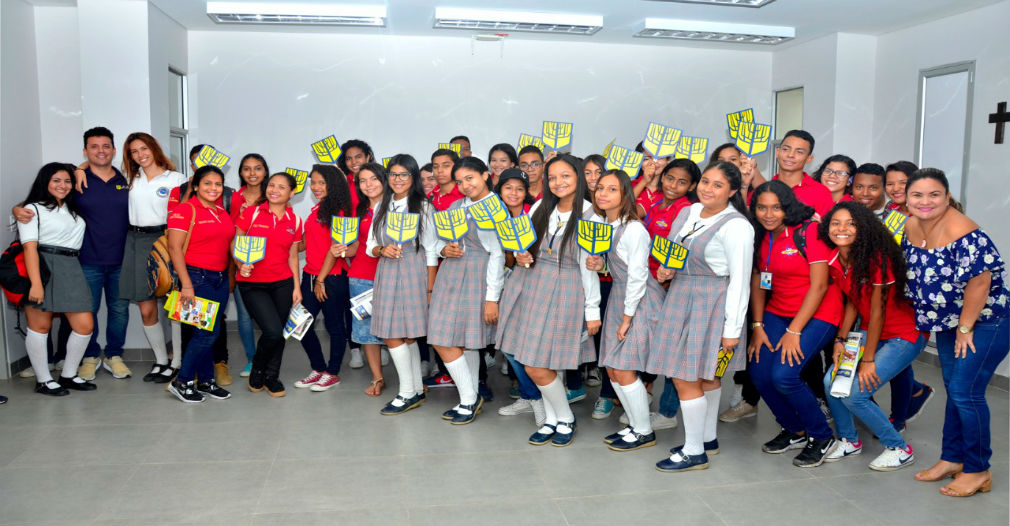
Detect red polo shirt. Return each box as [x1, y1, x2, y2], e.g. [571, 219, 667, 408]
[230, 185, 259, 227]
[304, 203, 350, 276]
[167, 198, 235, 272]
[828, 251, 925, 343]
[773, 173, 835, 220]
[346, 171, 359, 213]
[428, 184, 464, 211]
[235, 203, 303, 283]
[347, 208, 379, 281]
[636, 187, 663, 213]
[760, 224, 843, 326]
[643, 196, 692, 279]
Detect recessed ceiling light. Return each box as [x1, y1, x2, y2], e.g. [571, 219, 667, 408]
[206, 2, 386, 27]
[635, 18, 794, 44]
[433, 7, 603, 35]
[649, 0, 778, 7]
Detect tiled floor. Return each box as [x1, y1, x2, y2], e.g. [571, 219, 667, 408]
[1, 334, 1007, 526]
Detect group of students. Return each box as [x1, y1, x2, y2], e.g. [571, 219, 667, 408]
[9, 126, 1007, 499]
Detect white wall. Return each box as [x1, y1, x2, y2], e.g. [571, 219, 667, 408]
[35, 6, 83, 163]
[148, 3, 188, 150]
[772, 33, 837, 160]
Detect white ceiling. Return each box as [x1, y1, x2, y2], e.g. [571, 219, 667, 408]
[144, 0, 1001, 50]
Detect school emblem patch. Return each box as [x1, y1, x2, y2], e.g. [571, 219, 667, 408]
[781, 248, 799, 256]
[157, 186, 169, 197]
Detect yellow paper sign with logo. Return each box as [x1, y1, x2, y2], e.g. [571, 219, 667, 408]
[726, 108, 755, 139]
[438, 142, 462, 155]
[433, 208, 469, 242]
[577, 219, 612, 255]
[651, 235, 690, 270]
[735, 122, 772, 157]
[605, 145, 645, 178]
[193, 145, 230, 169]
[311, 135, 341, 164]
[285, 168, 309, 194]
[233, 235, 267, 265]
[467, 194, 508, 230]
[642, 122, 683, 159]
[385, 211, 419, 245]
[602, 138, 617, 158]
[884, 210, 907, 245]
[382, 157, 393, 169]
[495, 215, 538, 253]
[331, 216, 360, 246]
[674, 136, 709, 164]
[517, 133, 545, 152]
[542, 121, 573, 151]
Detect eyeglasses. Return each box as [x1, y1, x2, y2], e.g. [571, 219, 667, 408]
[388, 172, 411, 180]
[821, 169, 850, 178]
[519, 162, 542, 170]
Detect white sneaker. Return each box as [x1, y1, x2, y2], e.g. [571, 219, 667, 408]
[585, 367, 603, 387]
[498, 398, 534, 416]
[380, 347, 390, 366]
[825, 438, 862, 462]
[349, 348, 364, 369]
[531, 398, 547, 427]
[500, 360, 509, 376]
[484, 352, 496, 369]
[869, 445, 915, 472]
[619, 411, 678, 429]
[18, 367, 36, 378]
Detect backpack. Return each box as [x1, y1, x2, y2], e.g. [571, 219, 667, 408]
[0, 206, 51, 306]
[146, 202, 196, 298]
[179, 182, 233, 214]
[791, 220, 814, 261]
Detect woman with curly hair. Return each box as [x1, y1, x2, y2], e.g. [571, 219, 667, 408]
[819, 201, 927, 471]
[293, 164, 354, 392]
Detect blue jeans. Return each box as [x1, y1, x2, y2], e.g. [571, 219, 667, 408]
[232, 286, 256, 363]
[80, 264, 129, 358]
[348, 277, 383, 345]
[658, 377, 680, 417]
[505, 352, 541, 400]
[299, 271, 350, 375]
[888, 365, 926, 427]
[824, 333, 927, 448]
[177, 267, 230, 383]
[936, 317, 1009, 473]
[750, 312, 837, 440]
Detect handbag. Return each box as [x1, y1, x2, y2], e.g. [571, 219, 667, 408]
[146, 202, 196, 298]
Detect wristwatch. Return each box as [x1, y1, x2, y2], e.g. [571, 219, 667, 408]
[958, 325, 973, 334]
[750, 321, 764, 329]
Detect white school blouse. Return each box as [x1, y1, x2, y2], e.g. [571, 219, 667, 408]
[365, 196, 440, 266]
[18, 203, 86, 250]
[608, 218, 651, 317]
[671, 203, 754, 338]
[431, 193, 507, 302]
[529, 199, 602, 322]
[128, 168, 187, 226]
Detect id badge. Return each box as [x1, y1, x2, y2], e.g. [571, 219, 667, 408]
[760, 271, 773, 290]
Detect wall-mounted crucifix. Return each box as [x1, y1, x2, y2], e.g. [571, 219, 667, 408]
[989, 101, 1009, 144]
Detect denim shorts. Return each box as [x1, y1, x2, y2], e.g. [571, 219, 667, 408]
[349, 277, 382, 345]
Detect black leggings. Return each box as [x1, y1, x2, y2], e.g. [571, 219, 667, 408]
[238, 278, 294, 378]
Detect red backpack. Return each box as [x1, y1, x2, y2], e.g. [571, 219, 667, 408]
[0, 240, 50, 306]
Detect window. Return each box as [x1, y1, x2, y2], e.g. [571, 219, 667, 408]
[915, 61, 974, 206]
[169, 67, 189, 174]
[772, 87, 803, 174]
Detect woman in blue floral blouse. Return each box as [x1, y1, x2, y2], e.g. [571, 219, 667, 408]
[901, 168, 1008, 497]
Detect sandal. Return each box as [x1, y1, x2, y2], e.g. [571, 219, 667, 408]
[365, 378, 385, 397]
[940, 472, 992, 497]
[915, 461, 963, 482]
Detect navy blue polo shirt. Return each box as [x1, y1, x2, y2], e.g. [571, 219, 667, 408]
[76, 167, 130, 266]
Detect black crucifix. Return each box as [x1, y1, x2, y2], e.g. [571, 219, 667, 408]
[989, 101, 1009, 144]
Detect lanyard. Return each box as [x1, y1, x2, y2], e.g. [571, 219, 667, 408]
[644, 200, 671, 230]
[765, 230, 776, 271]
[547, 212, 566, 255]
[680, 220, 705, 243]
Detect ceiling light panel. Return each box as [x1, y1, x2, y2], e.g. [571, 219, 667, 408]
[650, 0, 778, 7]
[433, 7, 603, 35]
[206, 2, 386, 27]
[635, 18, 794, 44]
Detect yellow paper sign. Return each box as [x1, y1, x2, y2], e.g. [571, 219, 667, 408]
[726, 108, 755, 139]
[517, 133, 545, 152]
[735, 122, 772, 157]
[385, 211, 419, 244]
[285, 168, 309, 194]
[642, 122, 683, 159]
[602, 138, 617, 158]
[467, 194, 508, 230]
[193, 145, 230, 169]
[605, 145, 645, 178]
[577, 219, 612, 255]
[884, 210, 907, 245]
[495, 215, 538, 253]
[233, 235, 267, 264]
[311, 135, 341, 164]
[438, 142, 462, 155]
[331, 216, 360, 246]
[651, 235, 689, 270]
[674, 136, 709, 164]
[542, 121, 573, 151]
[434, 208, 469, 242]
[382, 157, 393, 169]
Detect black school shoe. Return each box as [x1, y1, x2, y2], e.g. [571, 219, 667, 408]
[35, 381, 69, 397]
[608, 430, 657, 452]
[248, 369, 266, 392]
[793, 436, 836, 468]
[59, 376, 97, 391]
[196, 381, 232, 400]
[264, 377, 286, 397]
[144, 363, 175, 383]
[762, 429, 806, 454]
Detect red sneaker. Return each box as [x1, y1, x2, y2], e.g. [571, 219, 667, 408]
[294, 370, 324, 388]
[424, 373, 455, 388]
[311, 373, 341, 392]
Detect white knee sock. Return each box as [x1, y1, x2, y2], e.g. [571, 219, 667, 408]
[407, 341, 423, 395]
[622, 379, 652, 435]
[63, 331, 92, 378]
[537, 375, 574, 424]
[680, 396, 707, 455]
[169, 320, 182, 368]
[610, 379, 633, 427]
[703, 389, 722, 442]
[463, 350, 481, 386]
[444, 355, 478, 407]
[25, 328, 52, 383]
[144, 323, 169, 366]
[388, 343, 415, 398]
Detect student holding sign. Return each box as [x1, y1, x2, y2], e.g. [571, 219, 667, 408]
[710, 143, 766, 203]
[650, 161, 754, 472]
[747, 180, 841, 468]
[632, 141, 669, 213]
[428, 158, 505, 424]
[166, 166, 236, 403]
[585, 170, 665, 451]
[818, 202, 926, 470]
[235, 172, 304, 397]
[883, 161, 917, 215]
[231, 153, 270, 377]
[367, 154, 439, 415]
[292, 165, 354, 392]
[496, 154, 602, 447]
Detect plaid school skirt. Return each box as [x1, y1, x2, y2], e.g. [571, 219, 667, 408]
[427, 242, 494, 350]
[370, 244, 428, 339]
